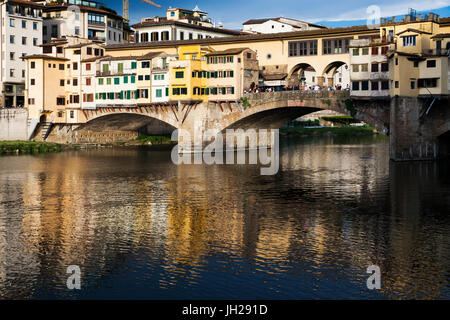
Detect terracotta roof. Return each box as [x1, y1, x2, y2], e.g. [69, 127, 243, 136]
[43, 3, 123, 20]
[106, 24, 379, 50]
[96, 52, 163, 62]
[396, 28, 433, 36]
[243, 17, 327, 29]
[262, 73, 288, 80]
[9, 0, 43, 7]
[132, 20, 246, 36]
[431, 33, 450, 39]
[81, 56, 107, 63]
[22, 54, 69, 61]
[205, 48, 249, 56]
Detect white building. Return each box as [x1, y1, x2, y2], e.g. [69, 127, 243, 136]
[151, 54, 176, 103]
[0, 0, 43, 108]
[349, 38, 390, 98]
[242, 17, 327, 34]
[133, 6, 245, 43]
[36, 0, 125, 45]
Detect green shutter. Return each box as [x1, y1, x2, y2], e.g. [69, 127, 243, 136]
[119, 91, 124, 99]
[114, 78, 120, 85]
[124, 76, 128, 84]
[131, 76, 136, 83]
[118, 63, 123, 74]
[131, 61, 137, 69]
[165, 87, 169, 96]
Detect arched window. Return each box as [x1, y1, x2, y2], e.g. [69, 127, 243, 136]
[151, 32, 159, 41]
[140, 33, 148, 42]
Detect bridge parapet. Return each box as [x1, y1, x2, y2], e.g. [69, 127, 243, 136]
[245, 90, 350, 103]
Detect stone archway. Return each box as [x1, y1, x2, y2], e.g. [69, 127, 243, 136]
[322, 61, 348, 88]
[287, 63, 317, 89]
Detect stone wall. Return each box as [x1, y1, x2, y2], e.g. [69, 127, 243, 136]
[390, 96, 450, 161]
[0, 108, 28, 140]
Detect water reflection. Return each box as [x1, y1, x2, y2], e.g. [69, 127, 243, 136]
[0, 136, 449, 299]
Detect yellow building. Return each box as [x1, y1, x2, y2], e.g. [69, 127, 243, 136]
[383, 13, 450, 97]
[169, 45, 212, 102]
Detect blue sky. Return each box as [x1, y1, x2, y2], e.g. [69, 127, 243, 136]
[104, 0, 450, 29]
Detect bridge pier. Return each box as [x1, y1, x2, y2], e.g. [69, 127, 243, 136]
[389, 96, 450, 161]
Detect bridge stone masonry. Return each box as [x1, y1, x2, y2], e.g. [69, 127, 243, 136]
[31, 90, 450, 161]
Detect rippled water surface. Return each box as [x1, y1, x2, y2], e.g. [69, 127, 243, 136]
[1, 135, 450, 300]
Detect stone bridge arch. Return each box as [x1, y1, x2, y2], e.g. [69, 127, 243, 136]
[287, 63, 319, 88]
[78, 111, 178, 134]
[212, 91, 352, 134]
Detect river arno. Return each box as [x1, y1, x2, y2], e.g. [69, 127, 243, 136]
[0, 135, 449, 300]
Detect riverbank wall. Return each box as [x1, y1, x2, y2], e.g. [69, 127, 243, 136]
[0, 108, 28, 140]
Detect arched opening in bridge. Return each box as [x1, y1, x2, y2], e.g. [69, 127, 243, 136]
[221, 106, 323, 132]
[78, 113, 177, 136]
[438, 131, 450, 158]
[322, 61, 349, 89]
[287, 64, 317, 90]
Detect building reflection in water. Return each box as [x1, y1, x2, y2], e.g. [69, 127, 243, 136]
[0, 137, 449, 299]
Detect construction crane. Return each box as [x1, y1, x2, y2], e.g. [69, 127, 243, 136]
[123, 0, 162, 23]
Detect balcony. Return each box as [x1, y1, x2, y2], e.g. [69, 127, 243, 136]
[422, 49, 449, 56]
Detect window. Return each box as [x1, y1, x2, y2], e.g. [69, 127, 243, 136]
[381, 46, 388, 55]
[141, 61, 150, 68]
[288, 40, 318, 56]
[33, 22, 38, 30]
[86, 63, 91, 71]
[418, 78, 438, 88]
[361, 81, 369, 90]
[175, 71, 184, 78]
[10, 35, 15, 44]
[371, 81, 379, 90]
[180, 32, 184, 40]
[31, 79, 35, 85]
[362, 48, 369, 55]
[60, 80, 65, 86]
[411, 81, 415, 89]
[87, 47, 92, 55]
[131, 76, 136, 83]
[371, 63, 379, 72]
[107, 78, 112, 85]
[151, 32, 159, 41]
[124, 76, 128, 84]
[31, 62, 35, 69]
[131, 61, 137, 69]
[59, 64, 64, 70]
[323, 38, 350, 55]
[395, 58, 398, 65]
[381, 63, 389, 72]
[10, 52, 15, 60]
[413, 61, 419, 67]
[156, 89, 162, 98]
[402, 35, 416, 47]
[395, 81, 399, 88]
[73, 62, 78, 70]
[352, 81, 359, 91]
[22, 37, 27, 45]
[361, 64, 368, 72]
[114, 78, 120, 85]
[371, 47, 379, 55]
[98, 78, 104, 85]
[352, 48, 359, 56]
[33, 38, 38, 46]
[70, 111, 75, 119]
[352, 64, 359, 72]
[73, 79, 78, 86]
[28, 98, 35, 105]
[161, 31, 169, 41]
[43, 26, 47, 35]
[86, 78, 91, 86]
[51, 25, 58, 38]
[57, 97, 65, 106]
[427, 60, 436, 68]
[381, 81, 389, 90]
[10, 19, 14, 27]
